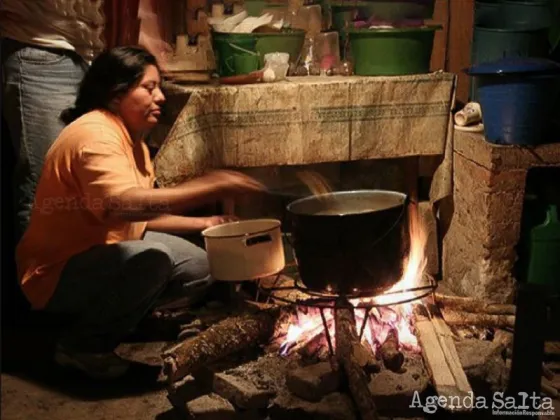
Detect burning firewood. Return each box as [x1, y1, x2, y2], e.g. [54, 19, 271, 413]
[378, 328, 405, 372]
[434, 293, 516, 316]
[441, 309, 515, 330]
[334, 301, 380, 420]
[163, 304, 284, 383]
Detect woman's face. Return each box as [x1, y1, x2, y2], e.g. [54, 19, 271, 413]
[116, 64, 165, 135]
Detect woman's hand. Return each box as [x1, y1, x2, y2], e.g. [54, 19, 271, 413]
[202, 170, 267, 194]
[203, 214, 239, 229]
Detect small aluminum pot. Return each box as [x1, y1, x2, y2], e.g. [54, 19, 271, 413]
[202, 219, 285, 281]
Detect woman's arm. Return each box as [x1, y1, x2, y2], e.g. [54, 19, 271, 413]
[76, 140, 265, 223]
[146, 214, 238, 234]
[107, 170, 264, 222]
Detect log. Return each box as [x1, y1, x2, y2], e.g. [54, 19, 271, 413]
[378, 328, 404, 372]
[435, 293, 516, 316]
[335, 302, 380, 420]
[413, 304, 471, 412]
[541, 382, 559, 399]
[543, 364, 555, 381]
[441, 309, 515, 330]
[163, 305, 283, 383]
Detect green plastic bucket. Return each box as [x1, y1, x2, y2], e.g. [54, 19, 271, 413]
[474, 0, 502, 25]
[348, 26, 441, 76]
[212, 30, 305, 76]
[501, 0, 553, 30]
[526, 204, 560, 292]
[212, 33, 258, 77]
[469, 24, 549, 100]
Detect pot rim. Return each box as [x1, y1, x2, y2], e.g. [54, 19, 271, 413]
[286, 189, 408, 216]
[202, 218, 281, 239]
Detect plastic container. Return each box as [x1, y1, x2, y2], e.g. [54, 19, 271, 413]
[212, 30, 305, 76]
[212, 33, 258, 77]
[469, 24, 550, 100]
[526, 204, 560, 292]
[264, 52, 290, 80]
[501, 0, 552, 30]
[474, 0, 502, 25]
[348, 26, 441, 76]
[465, 57, 560, 145]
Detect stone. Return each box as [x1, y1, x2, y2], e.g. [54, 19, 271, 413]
[269, 392, 356, 420]
[455, 339, 509, 394]
[285, 362, 340, 402]
[368, 354, 429, 412]
[223, 353, 292, 393]
[169, 375, 211, 411]
[185, 393, 236, 420]
[213, 372, 276, 409]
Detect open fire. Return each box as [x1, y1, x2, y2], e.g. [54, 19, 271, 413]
[277, 204, 429, 358]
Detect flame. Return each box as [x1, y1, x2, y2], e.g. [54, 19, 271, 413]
[372, 204, 428, 308]
[277, 204, 428, 357]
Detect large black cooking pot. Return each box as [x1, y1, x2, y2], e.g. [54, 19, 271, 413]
[286, 190, 410, 296]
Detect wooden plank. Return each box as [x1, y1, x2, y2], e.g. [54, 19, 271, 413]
[413, 304, 467, 406]
[427, 303, 473, 396]
[429, 0, 449, 72]
[448, 0, 474, 103]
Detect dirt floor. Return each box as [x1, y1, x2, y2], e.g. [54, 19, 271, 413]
[1, 315, 178, 420]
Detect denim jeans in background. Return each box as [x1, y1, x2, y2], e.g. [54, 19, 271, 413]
[1, 38, 87, 240]
[45, 231, 214, 353]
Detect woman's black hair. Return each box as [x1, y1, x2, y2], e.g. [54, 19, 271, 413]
[60, 46, 159, 125]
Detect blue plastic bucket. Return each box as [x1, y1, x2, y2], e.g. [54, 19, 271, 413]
[466, 58, 560, 146]
[477, 75, 558, 145]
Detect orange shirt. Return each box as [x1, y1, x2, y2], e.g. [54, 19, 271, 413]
[16, 110, 155, 310]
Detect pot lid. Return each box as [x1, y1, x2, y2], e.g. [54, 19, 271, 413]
[465, 57, 560, 76]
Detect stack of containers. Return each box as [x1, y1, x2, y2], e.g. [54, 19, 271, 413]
[470, 0, 554, 101]
[466, 0, 560, 147]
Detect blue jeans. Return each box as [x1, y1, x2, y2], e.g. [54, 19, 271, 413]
[1, 38, 87, 240]
[45, 232, 213, 353]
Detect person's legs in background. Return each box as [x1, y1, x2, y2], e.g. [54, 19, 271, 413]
[1, 38, 87, 241]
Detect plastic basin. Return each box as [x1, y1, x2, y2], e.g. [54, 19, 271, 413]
[348, 26, 440, 76]
[212, 30, 305, 76]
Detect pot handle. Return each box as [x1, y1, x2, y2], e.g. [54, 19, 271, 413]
[245, 233, 273, 247]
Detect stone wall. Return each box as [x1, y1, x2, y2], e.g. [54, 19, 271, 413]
[442, 130, 560, 303]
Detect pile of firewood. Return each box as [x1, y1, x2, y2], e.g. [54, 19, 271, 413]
[159, 289, 525, 419]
